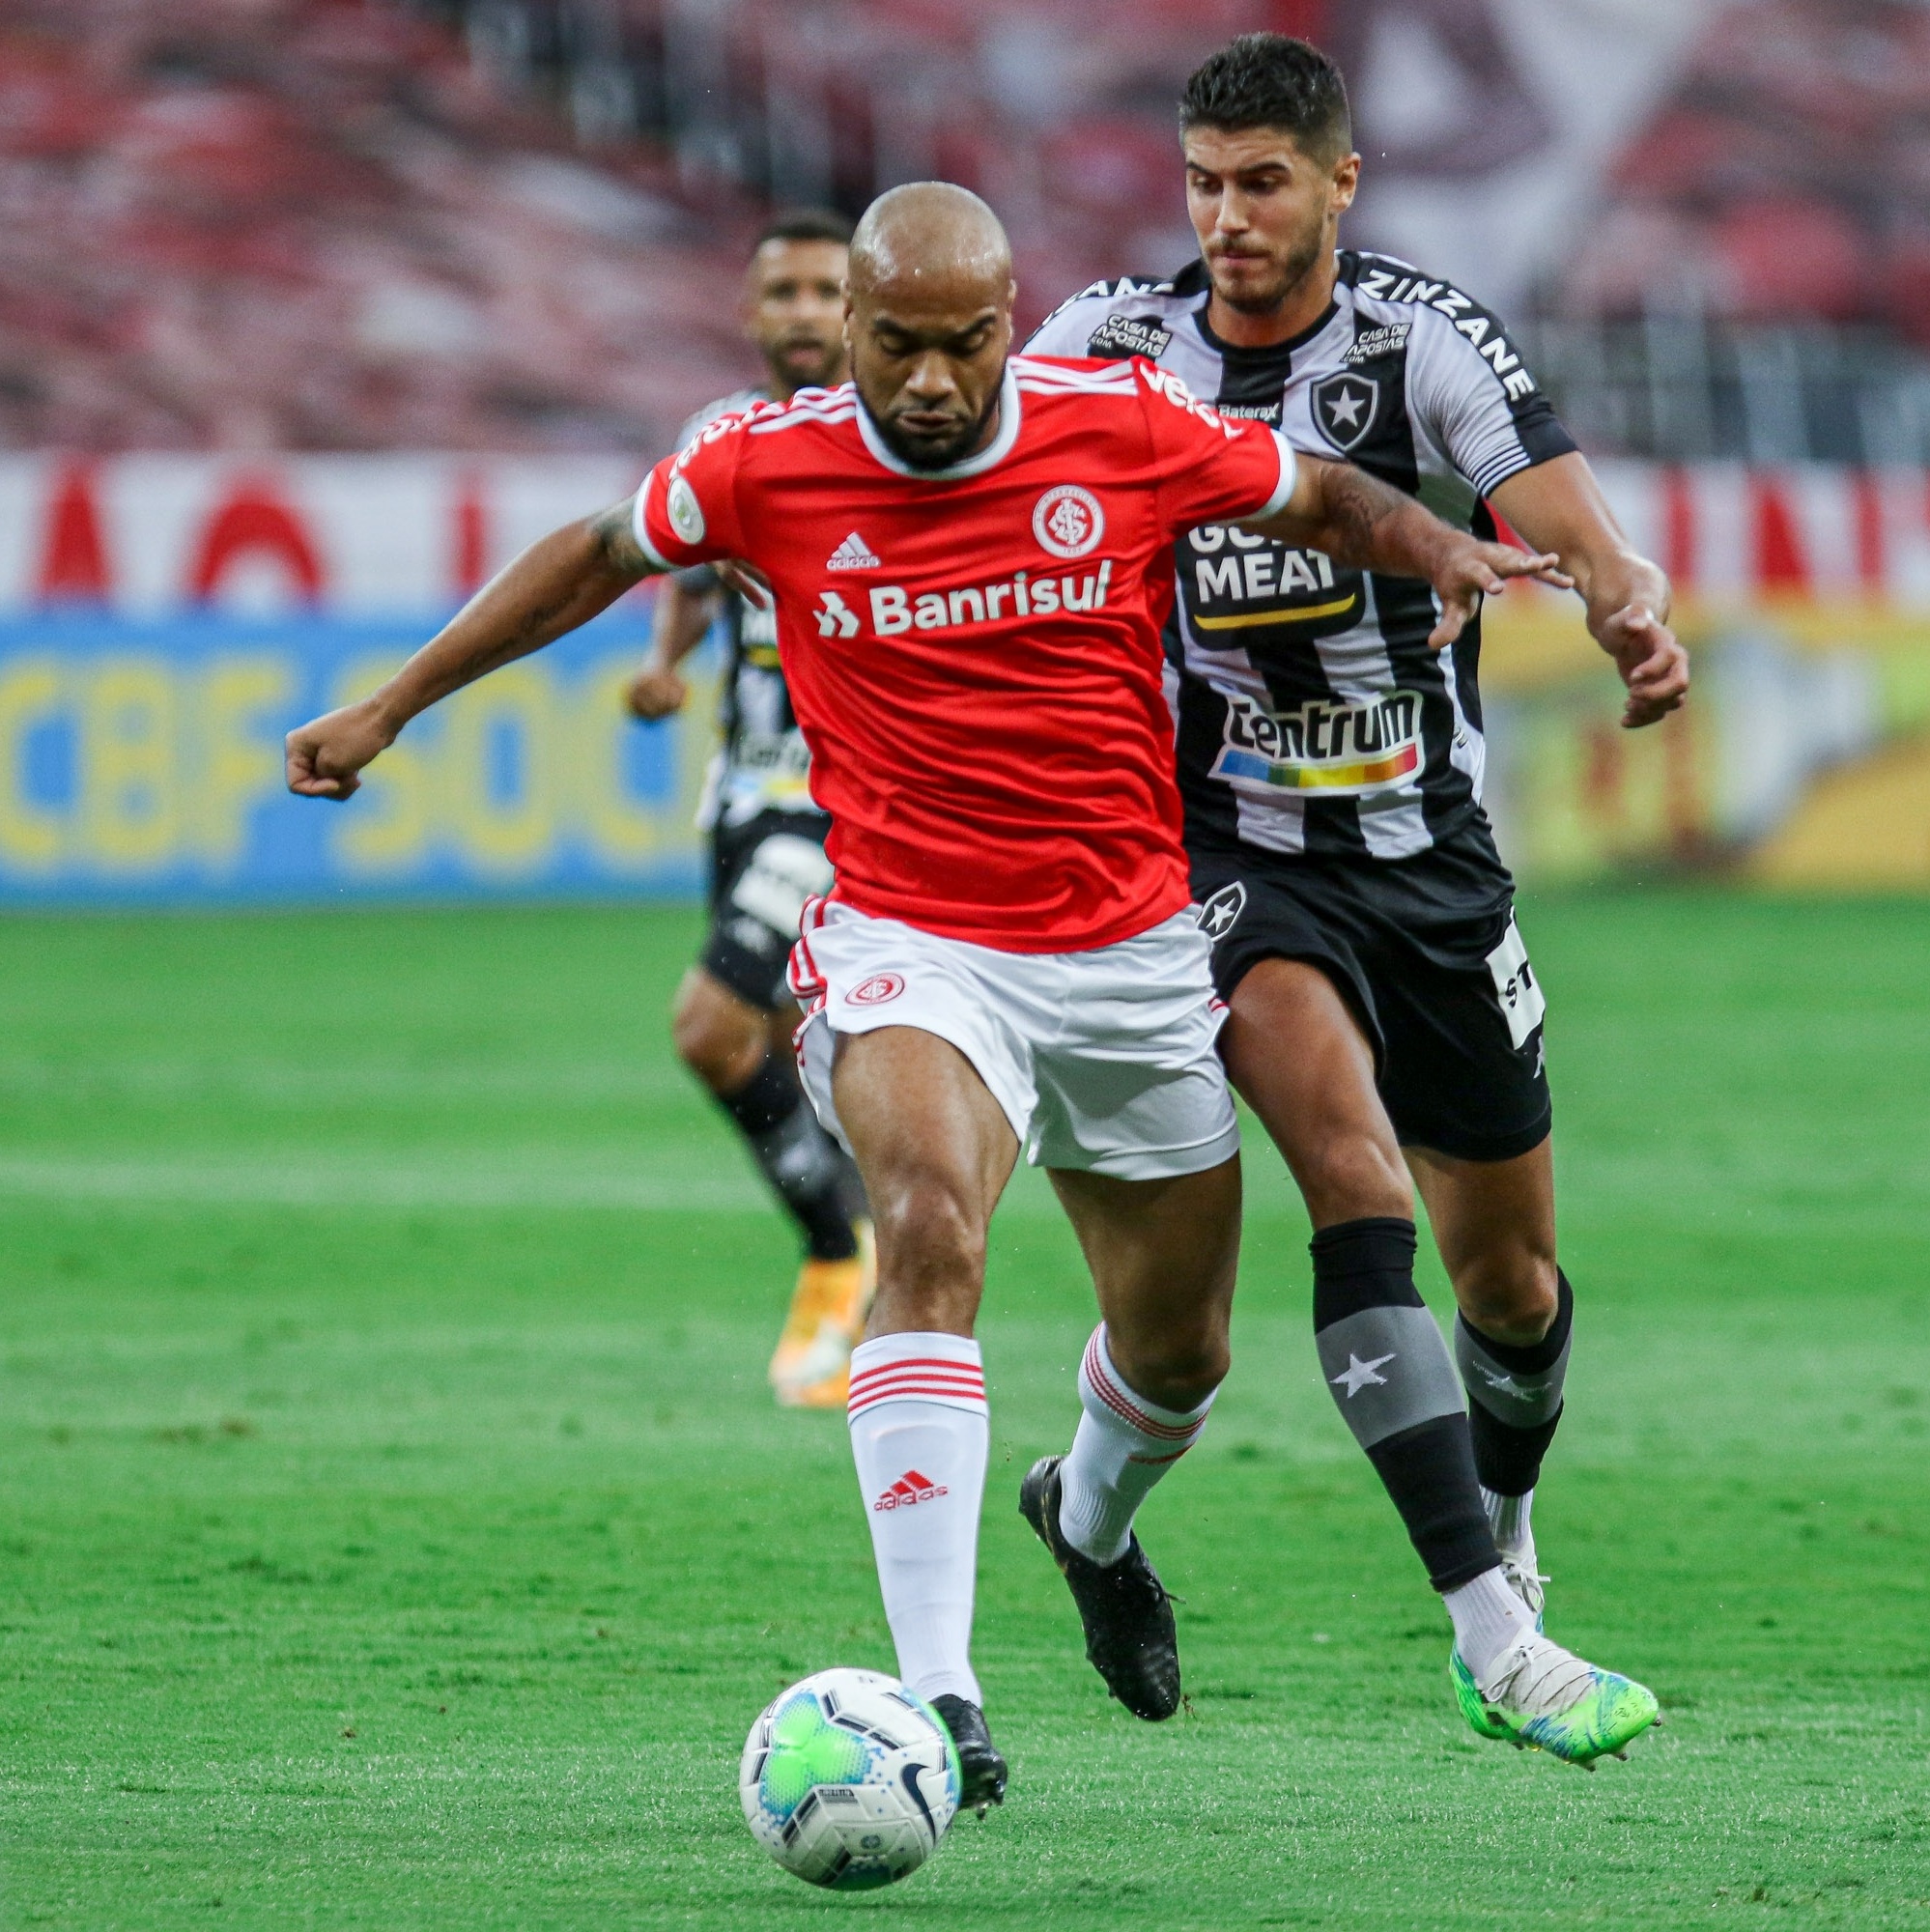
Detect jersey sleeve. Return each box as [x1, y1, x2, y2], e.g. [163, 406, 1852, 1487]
[1023, 294, 1105, 358]
[1405, 298, 1576, 500]
[1131, 358, 1297, 533]
[633, 412, 754, 571]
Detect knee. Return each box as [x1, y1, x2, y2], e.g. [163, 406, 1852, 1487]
[1455, 1248, 1559, 1346]
[1107, 1321, 1231, 1414]
[671, 982, 763, 1092]
[870, 1175, 986, 1325]
[1298, 1132, 1411, 1227]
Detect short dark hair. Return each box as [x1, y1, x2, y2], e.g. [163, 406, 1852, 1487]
[1178, 34, 1351, 162]
[752, 208, 855, 255]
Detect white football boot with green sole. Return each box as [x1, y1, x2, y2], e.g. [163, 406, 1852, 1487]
[1450, 1634, 1660, 1767]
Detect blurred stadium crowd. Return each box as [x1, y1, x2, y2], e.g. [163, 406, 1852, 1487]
[1, 0, 1925, 459]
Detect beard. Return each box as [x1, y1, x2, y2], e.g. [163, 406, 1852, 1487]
[866, 378, 1005, 472]
[770, 333, 845, 390]
[1208, 223, 1327, 315]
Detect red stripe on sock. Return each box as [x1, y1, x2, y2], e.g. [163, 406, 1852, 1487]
[1082, 1334, 1201, 1442]
[849, 1362, 982, 1392]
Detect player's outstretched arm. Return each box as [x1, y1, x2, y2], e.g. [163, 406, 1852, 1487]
[1242, 453, 1573, 651]
[1490, 452, 1688, 729]
[286, 497, 657, 800]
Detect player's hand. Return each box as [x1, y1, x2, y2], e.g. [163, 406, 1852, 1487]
[285, 699, 393, 801]
[1593, 603, 1689, 728]
[716, 558, 773, 610]
[626, 664, 689, 720]
[1427, 541, 1573, 649]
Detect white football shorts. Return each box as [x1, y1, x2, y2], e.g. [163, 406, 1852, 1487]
[788, 899, 1238, 1182]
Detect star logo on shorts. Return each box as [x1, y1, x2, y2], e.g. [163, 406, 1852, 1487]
[1196, 881, 1246, 941]
[1312, 372, 1379, 454]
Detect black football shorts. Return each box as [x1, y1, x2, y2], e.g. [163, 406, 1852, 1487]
[701, 809, 836, 1011]
[1188, 830, 1551, 1161]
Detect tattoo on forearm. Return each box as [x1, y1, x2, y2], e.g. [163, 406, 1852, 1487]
[1315, 464, 1416, 569]
[592, 497, 651, 579]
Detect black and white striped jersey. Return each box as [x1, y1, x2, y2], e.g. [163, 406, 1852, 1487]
[671, 387, 821, 831]
[1025, 251, 1575, 862]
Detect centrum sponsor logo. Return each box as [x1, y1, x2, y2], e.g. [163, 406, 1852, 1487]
[856, 562, 1114, 637]
[1212, 690, 1424, 795]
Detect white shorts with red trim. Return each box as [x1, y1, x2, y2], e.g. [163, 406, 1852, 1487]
[789, 899, 1238, 1182]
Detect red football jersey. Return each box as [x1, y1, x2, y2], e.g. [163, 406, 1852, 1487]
[636, 354, 1295, 952]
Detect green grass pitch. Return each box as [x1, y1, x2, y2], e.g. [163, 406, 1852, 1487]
[1, 893, 1926, 1929]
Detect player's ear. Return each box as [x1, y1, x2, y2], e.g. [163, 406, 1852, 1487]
[1332, 151, 1361, 213]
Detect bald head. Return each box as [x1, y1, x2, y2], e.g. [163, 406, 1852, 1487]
[843, 183, 1016, 471]
[849, 182, 1011, 299]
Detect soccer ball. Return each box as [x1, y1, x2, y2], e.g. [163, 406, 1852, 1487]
[739, 1667, 960, 1889]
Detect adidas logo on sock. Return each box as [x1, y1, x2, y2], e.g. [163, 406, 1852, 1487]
[826, 530, 880, 571]
[873, 1468, 948, 1512]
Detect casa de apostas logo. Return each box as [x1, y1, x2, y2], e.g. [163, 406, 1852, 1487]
[1033, 484, 1104, 559]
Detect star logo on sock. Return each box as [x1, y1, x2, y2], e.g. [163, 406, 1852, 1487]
[1475, 1364, 1537, 1401]
[1331, 1351, 1396, 1398]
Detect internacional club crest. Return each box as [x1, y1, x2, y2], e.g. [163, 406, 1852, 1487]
[1196, 881, 1246, 941]
[1033, 484, 1105, 559]
[1311, 372, 1378, 455]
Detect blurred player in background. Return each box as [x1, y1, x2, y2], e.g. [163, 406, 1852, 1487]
[626, 211, 874, 1411]
[1029, 34, 1687, 1752]
[283, 182, 1622, 1804]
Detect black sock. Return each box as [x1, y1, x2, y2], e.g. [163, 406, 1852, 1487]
[1311, 1217, 1498, 1593]
[1455, 1269, 1574, 1498]
[719, 1054, 863, 1263]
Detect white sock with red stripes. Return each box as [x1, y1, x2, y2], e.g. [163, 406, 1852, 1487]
[846, 1331, 988, 1706]
[1057, 1324, 1216, 1567]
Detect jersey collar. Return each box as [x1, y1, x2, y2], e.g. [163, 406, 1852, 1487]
[854, 360, 1022, 482]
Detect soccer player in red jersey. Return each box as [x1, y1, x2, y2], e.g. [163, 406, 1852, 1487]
[285, 183, 1562, 1812]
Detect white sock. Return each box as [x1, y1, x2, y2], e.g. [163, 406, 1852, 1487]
[846, 1332, 987, 1706]
[1482, 1485, 1536, 1564]
[1443, 1564, 1539, 1682]
[1057, 1325, 1216, 1566]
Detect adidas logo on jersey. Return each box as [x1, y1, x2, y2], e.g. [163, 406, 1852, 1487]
[826, 531, 880, 571]
[874, 1469, 948, 1512]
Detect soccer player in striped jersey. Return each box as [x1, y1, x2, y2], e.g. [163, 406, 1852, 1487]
[625, 212, 876, 1410]
[1027, 34, 1686, 1763]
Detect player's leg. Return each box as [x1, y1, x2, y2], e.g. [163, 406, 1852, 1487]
[1021, 1155, 1240, 1719]
[830, 1023, 1017, 1808]
[681, 822, 870, 1405]
[1225, 956, 1654, 1762]
[1219, 956, 1511, 1618]
[1407, 1137, 1569, 1603]
[1011, 908, 1243, 1719]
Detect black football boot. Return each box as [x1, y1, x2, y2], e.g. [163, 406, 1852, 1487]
[928, 1693, 1008, 1816]
[1019, 1454, 1180, 1720]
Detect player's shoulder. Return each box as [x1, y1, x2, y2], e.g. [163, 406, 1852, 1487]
[1012, 352, 1237, 441]
[673, 383, 860, 467]
[1025, 262, 1208, 358]
[1340, 250, 1521, 355]
[1010, 352, 1143, 397]
[673, 384, 771, 448]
